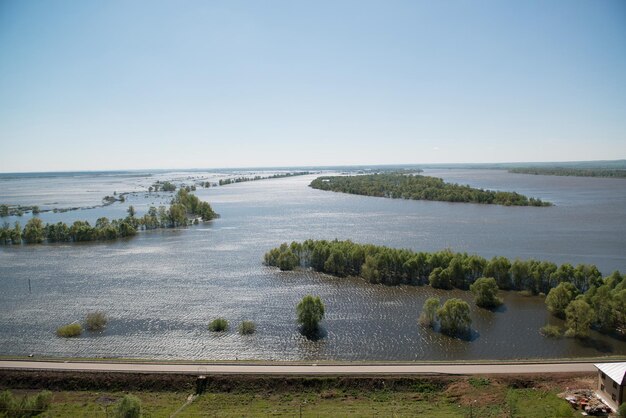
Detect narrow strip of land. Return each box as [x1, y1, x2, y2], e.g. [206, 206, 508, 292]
[0, 360, 598, 375]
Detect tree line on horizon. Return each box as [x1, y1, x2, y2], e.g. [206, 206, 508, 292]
[309, 173, 551, 206]
[509, 167, 626, 178]
[218, 171, 313, 186]
[264, 240, 626, 339]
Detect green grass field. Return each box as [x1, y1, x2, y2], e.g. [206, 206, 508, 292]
[20, 376, 586, 417]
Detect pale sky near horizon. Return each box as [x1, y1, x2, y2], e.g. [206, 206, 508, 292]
[1, 0, 625, 172]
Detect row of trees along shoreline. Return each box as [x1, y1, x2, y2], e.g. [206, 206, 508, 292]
[264, 240, 626, 340]
[218, 171, 313, 186]
[509, 167, 626, 178]
[309, 173, 551, 206]
[0, 189, 218, 245]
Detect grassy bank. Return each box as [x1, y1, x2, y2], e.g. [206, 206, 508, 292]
[0, 372, 594, 417]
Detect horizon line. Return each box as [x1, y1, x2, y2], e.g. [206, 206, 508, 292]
[1, 158, 625, 175]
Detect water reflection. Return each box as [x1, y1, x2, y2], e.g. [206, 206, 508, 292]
[0, 170, 625, 360]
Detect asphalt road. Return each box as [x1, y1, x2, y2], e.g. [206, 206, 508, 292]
[0, 360, 599, 375]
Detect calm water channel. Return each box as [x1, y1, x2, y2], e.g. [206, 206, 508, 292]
[0, 169, 625, 360]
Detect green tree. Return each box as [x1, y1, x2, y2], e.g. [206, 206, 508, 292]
[278, 250, 299, 271]
[437, 298, 472, 338]
[296, 295, 325, 334]
[324, 249, 347, 277]
[589, 285, 616, 333]
[86, 311, 108, 331]
[0, 204, 8, 217]
[114, 394, 141, 418]
[484, 256, 511, 289]
[419, 297, 440, 327]
[564, 299, 594, 338]
[545, 282, 578, 318]
[0, 222, 10, 244]
[361, 255, 381, 284]
[45, 222, 71, 242]
[127, 205, 135, 217]
[23, 218, 46, 244]
[429, 267, 452, 289]
[11, 221, 21, 244]
[208, 318, 228, 332]
[32, 205, 40, 215]
[168, 203, 187, 227]
[238, 321, 256, 335]
[470, 277, 502, 308]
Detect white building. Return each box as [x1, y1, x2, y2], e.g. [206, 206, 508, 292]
[595, 362, 626, 411]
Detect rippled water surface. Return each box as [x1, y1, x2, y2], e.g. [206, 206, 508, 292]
[1, 169, 625, 360]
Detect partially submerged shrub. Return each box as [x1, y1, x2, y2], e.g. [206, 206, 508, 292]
[540, 324, 562, 338]
[208, 318, 228, 332]
[419, 297, 440, 328]
[114, 394, 141, 418]
[238, 321, 256, 335]
[56, 323, 82, 338]
[86, 311, 107, 331]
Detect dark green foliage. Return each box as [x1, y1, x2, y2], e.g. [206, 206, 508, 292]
[564, 299, 594, 338]
[219, 171, 312, 186]
[0, 390, 52, 417]
[160, 181, 176, 192]
[545, 282, 578, 318]
[23, 218, 45, 244]
[86, 311, 107, 331]
[296, 295, 325, 334]
[264, 240, 603, 295]
[470, 277, 502, 308]
[618, 402, 626, 418]
[0, 205, 8, 217]
[3, 191, 216, 246]
[172, 188, 217, 222]
[310, 173, 551, 206]
[484, 257, 513, 290]
[437, 298, 472, 338]
[56, 323, 83, 337]
[429, 267, 452, 289]
[45, 222, 71, 242]
[11, 221, 21, 244]
[540, 324, 562, 338]
[264, 243, 299, 271]
[238, 321, 256, 335]
[114, 394, 141, 418]
[419, 297, 440, 327]
[0, 222, 10, 244]
[208, 318, 229, 332]
[265, 240, 624, 339]
[510, 167, 626, 178]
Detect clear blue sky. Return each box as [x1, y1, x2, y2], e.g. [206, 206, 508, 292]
[1, 0, 625, 172]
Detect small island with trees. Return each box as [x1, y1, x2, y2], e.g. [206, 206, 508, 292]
[0, 189, 218, 245]
[310, 173, 551, 206]
[264, 240, 625, 341]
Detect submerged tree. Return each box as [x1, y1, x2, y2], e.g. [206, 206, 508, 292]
[437, 298, 471, 338]
[23, 218, 45, 244]
[470, 277, 502, 308]
[545, 282, 578, 318]
[564, 299, 594, 339]
[296, 295, 325, 335]
[419, 297, 440, 328]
